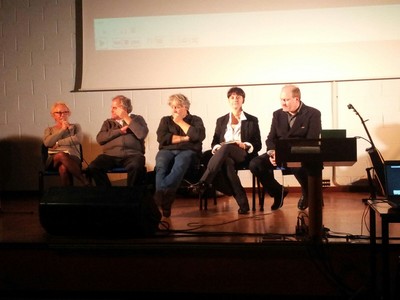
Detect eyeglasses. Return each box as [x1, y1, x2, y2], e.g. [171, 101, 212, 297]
[53, 111, 70, 115]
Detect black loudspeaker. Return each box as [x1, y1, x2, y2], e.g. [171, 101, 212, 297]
[39, 185, 161, 237]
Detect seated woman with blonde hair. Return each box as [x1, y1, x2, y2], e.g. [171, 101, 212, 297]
[43, 101, 90, 187]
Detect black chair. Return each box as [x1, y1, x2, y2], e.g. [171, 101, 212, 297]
[109, 166, 148, 186]
[176, 156, 206, 196]
[198, 150, 261, 211]
[38, 143, 84, 194]
[235, 159, 263, 211]
[106, 167, 128, 174]
[195, 150, 217, 210]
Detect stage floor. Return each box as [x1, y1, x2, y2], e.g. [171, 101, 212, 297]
[1, 189, 399, 244]
[1, 190, 400, 299]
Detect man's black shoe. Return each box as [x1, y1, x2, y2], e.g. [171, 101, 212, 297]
[161, 190, 175, 218]
[297, 195, 308, 210]
[271, 188, 288, 211]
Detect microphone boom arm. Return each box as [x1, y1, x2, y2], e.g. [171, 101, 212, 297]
[347, 104, 374, 148]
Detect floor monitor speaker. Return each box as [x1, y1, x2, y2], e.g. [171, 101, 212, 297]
[39, 185, 161, 237]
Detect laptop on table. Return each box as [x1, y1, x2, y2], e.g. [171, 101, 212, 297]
[384, 160, 400, 209]
[320, 129, 346, 139]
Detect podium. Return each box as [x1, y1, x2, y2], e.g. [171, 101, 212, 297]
[276, 138, 357, 241]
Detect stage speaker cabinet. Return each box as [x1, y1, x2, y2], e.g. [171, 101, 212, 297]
[39, 185, 161, 237]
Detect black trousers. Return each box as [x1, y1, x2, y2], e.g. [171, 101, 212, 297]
[88, 154, 145, 187]
[249, 152, 308, 198]
[200, 144, 249, 208]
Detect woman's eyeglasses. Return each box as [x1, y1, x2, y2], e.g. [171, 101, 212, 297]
[53, 111, 70, 115]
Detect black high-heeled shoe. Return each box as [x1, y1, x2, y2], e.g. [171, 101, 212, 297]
[238, 202, 250, 214]
[189, 181, 210, 195]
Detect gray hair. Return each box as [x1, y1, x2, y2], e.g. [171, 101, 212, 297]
[113, 95, 133, 113]
[168, 94, 190, 110]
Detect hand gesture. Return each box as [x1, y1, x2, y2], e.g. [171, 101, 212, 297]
[61, 120, 71, 131]
[269, 151, 277, 166]
[172, 111, 184, 124]
[115, 106, 128, 119]
[120, 125, 129, 134]
[235, 141, 247, 150]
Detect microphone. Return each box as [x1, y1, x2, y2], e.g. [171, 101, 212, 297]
[347, 104, 354, 110]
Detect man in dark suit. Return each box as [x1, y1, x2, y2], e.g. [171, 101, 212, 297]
[249, 84, 322, 211]
[191, 87, 262, 214]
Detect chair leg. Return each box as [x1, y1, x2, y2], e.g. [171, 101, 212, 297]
[257, 178, 265, 211]
[199, 186, 217, 210]
[213, 188, 217, 205]
[39, 172, 44, 195]
[199, 193, 207, 210]
[252, 175, 265, 211]
[199, 194, 203, 210]
[199, 194, 202, 210]
[203, 193, 208, 210]
[252, 174, 256, 211]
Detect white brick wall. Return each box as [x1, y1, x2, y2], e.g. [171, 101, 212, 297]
[0, 0, 399, 191]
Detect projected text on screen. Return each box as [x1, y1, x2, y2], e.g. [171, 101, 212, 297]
[94, 6, 400, 51]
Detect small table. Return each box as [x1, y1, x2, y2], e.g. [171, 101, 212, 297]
[368, 200, 400, 299]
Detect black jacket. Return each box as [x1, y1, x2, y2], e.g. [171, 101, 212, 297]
[266, 103, 321, 151]
[211, 111, 262, 160]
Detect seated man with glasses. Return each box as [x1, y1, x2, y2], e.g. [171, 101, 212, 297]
[88, 95, 149, 187]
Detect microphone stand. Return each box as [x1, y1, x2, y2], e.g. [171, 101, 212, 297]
[348, 104, 386, 200]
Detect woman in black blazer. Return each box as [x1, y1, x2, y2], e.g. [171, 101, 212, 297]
[191, 87, 261, 214]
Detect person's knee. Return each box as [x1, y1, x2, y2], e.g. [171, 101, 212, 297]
[87, 163, 100, 172]
[218, 145, 230, 155]
[155, 154, 168, 166]
[58, 164, 68, 174]
[154, 161, 164, 172]
[249, 158, 259, 173]
[182, 154, 197, 167]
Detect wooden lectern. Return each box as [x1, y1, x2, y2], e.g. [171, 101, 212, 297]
[275, 138, 357, 241]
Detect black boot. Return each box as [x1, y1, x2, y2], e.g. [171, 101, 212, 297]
[161, 189, 176, 218]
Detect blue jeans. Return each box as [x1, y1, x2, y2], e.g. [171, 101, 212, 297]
[155, 149, 197, 192]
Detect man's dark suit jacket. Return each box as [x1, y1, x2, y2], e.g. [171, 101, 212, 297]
[211, 111, 262, 160]
[266, 103, 321, 151]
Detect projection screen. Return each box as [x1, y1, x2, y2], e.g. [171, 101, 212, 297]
[76, 0, 400, 91]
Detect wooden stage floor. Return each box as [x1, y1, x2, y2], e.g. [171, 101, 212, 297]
[0, 189, 398, 244]
[1, 189, 400, 299]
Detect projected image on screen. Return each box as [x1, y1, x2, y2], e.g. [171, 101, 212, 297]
[78, 0, 400, 91]
[95, 16, 202, 50]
